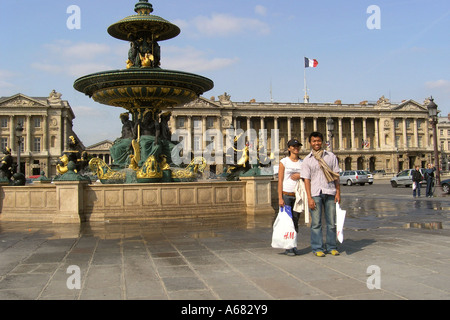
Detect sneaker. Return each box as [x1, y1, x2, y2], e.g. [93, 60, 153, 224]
[313, 251, 326, 257]
[293, 247, 303, 255]
[329, 249, 340, 256]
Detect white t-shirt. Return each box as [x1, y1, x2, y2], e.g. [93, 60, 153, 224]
[280, 157, 303, 193]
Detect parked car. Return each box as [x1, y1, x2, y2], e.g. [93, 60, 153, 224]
[339, 170, 369, 186]
[441, 178, 450, 194]
[390, 169, 426, 188]
[362, 170, 374, 185]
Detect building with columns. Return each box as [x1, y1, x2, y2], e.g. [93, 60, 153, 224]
[0, 92, 83, 177]
[168, 93, 441, 175]
[438, 115, 450, 171]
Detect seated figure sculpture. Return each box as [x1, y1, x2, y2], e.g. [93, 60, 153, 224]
[0, 147, 14, 181]
[110, 113, 137, 168]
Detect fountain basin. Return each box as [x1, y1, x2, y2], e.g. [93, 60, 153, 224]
[73, 68, 214, 109]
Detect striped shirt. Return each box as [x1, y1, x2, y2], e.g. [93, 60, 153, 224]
[300, 150, 340, 197]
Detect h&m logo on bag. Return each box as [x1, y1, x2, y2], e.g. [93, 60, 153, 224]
[284, 232, 295, 240]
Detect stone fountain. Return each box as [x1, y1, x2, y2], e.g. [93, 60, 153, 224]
[74, 0, 214, 183]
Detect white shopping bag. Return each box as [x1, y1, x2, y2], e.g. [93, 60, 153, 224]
[336, 202, 346, 243]
[271, 205, 297, 249]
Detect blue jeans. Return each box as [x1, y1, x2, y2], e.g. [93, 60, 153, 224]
[310, 194, 337, 253]
[426, 178, 434, 197]
[413, 181, 421, 197]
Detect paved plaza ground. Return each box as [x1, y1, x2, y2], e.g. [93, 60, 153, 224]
[0, 180, 449, 302]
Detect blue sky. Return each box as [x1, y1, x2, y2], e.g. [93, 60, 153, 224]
[1, 0, 449, 146]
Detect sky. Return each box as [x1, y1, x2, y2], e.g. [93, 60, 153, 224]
[0, 0, 449, 147]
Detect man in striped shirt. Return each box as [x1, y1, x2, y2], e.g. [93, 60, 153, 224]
[301, 132, 341, 257]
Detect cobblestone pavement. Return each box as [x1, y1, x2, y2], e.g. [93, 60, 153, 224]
[0, 181, 449, 300]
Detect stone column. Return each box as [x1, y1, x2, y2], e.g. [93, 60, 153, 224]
[351, 118, 355, 150]
[374, 118, 379, 150]
[413, 118, 419, 148]
[26, 115, 32, 153]
[202, 116, 206, 150]
[363, 117, 367, 149]
[300, 118, 305, 150]
[43, 115, 48, 152]
[287, 117, 292, 141]
[9, 116, 14, 150]
[338, 118, 343, 151]
[274, 117, 279, 151]
[402, 118, 407, 148]
[313, 117, 318, 132]
[185, 116, 192, 155]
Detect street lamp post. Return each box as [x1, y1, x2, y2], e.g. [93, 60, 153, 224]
[15, 124, 24, 174]
[327, 118, 335, 153]
[427, 97, 441, 188]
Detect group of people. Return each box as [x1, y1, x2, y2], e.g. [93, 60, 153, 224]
[412, 164, 436, 198]
[278, 131, 340, 257]
[278, 131, 439, 257]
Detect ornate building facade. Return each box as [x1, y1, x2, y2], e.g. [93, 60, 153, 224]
[0, 92, 83, 177]
[168, 93, 442, 175]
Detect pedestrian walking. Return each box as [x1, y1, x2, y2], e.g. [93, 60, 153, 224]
[412, 165, 423, 198]
[424, 163, 436, 198]
[301, 132, 341, 257]
[278, 139, 303, 256]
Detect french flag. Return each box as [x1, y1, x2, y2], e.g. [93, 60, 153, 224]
[305, 57, 318, 68]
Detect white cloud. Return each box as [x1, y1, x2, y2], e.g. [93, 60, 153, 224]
[425, 80, 450, 91]
[163, 46, 239, 72]
[72, 105, 103, 117]
[31, 40, 119, 77]
[44, 41, 111, 60]
[255, 5, 267, 17]
[0, 70, 16, 90]
[177, 13, 270, 37]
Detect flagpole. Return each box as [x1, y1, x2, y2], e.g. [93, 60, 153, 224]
[303, 58, 309, 103]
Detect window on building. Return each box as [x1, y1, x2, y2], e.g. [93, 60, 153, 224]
[17, 118, 24, 128]
[207, 117, 214, 128]
[177, 117, 185, 128]
[193, 118, 201, 130]
[406, 135, 412, 148]
[394, 119, 400, 128]
[406, 119, 411, 129]
[0, 118, 8, 128]
[34, 117, 41, 128]
[34, 137, 41, 152]
[395, 135, 401, 148]
[193, 136, 201, 151]
[0, 138, 8, 150]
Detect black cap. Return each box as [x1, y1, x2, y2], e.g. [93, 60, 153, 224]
[287, 139, 302, 147]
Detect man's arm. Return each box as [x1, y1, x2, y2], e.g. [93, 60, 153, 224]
[334, 179, 341, 204]
[304, 178, 316, 210]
